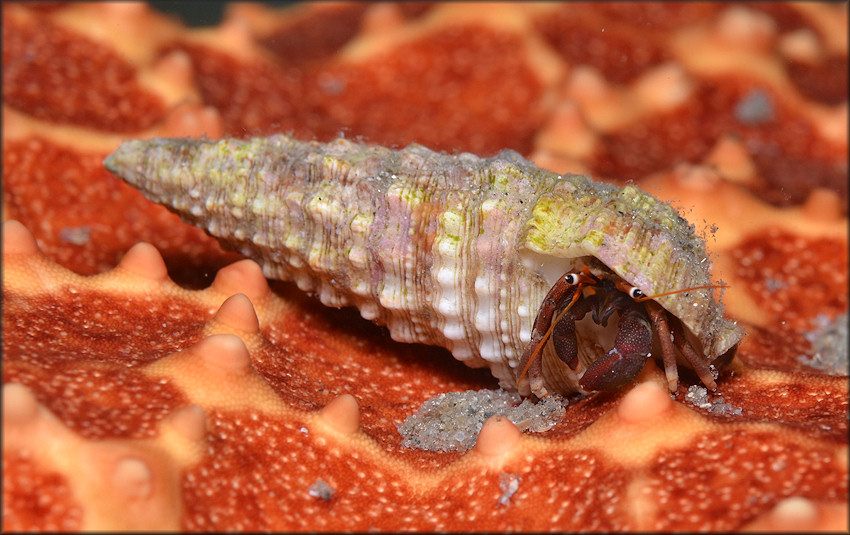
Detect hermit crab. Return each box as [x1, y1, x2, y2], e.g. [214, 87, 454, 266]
[104, 135, 744, 398]
[515, 263, 738, 398]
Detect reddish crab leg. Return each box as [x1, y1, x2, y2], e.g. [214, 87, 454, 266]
[516, 271, 595, 395]
[644, 300, 680, 392]
[520, 274, 733, 397]
[516, 281, 580, 389]
[552, 297, 592, 371]
[670, 318, 718, 391]
[637, 282, 730, 392]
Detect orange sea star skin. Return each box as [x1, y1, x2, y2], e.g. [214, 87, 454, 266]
[2, 2, 847, 531]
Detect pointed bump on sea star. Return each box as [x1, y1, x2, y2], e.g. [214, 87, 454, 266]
[146, 50, 196, 101]
[142, 334, 283, 412]
[115, 242, 169, 282]
[193, 333, 254, 374]
[162, 405, 208, 444]
[209, 293, 261, 335]
[159, 102, 225, 140]
[2, 382, 191, 529]
[210, 258, 271, 302]
[768, 496, 819, 529]
[316, 393, 361, 435]
[3, 382, 40, 424]
[2, 219, 39, 256]
[155, 405, 208, 469]
[740, 496, 849, 531]
[112, 457, 155, 501]
[473, 415, 522, 461]
[3, 383, 66, 452]
[218, 15, 258, 57]
[616, 380, 674, 424]
[573, 376, 713, 468]
[802, 188, 843, 223]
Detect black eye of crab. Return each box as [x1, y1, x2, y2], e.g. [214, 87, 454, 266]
[628, 286, 644, 299]
[564, 273, 580, 285]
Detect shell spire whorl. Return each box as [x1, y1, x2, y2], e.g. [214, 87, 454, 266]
[104, 135, 562, 388]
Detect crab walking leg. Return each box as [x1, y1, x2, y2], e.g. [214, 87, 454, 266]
[517, 276, 583, 398]
[644, 300, 680, 392]
[671, 318, 718, 391]
[551, 297, 592, 371]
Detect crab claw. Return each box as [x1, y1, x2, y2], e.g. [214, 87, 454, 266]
[578, 349, 648, 391]
[579, 306, 652, 391]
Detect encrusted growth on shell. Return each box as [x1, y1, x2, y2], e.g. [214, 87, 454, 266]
[104, 135, 743, 395]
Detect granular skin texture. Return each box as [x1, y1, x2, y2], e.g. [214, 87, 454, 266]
[646, 429, 846, 530]
[2, 2, 847, 531]
[2, 453, 84, 531]
[534, 6, 675, 84]
[786, 55, 850, 105]
[2, 13, 166, 132]
[171, 42, 335, 139]
[311, 24, 545, 155]
[592, 80, 847, 207]
[729, 228, 847, 330]
[258, 3, 373, 67]
[2, 138, 241, 282]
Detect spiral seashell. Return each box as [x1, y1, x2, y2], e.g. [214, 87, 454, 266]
[104, 135, 744, 395]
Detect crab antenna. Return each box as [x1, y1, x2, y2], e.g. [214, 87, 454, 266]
[634, 283, 729, 302]
[517, 286, 584, 382]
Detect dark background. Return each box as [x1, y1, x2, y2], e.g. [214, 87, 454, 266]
[149, 1, 298, 27]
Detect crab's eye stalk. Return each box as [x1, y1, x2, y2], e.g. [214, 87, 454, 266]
[564, 273, 580, 285]
[615, 280, 645, 300]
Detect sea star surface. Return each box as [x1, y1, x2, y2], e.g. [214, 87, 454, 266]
[2, 2, 847, 531]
